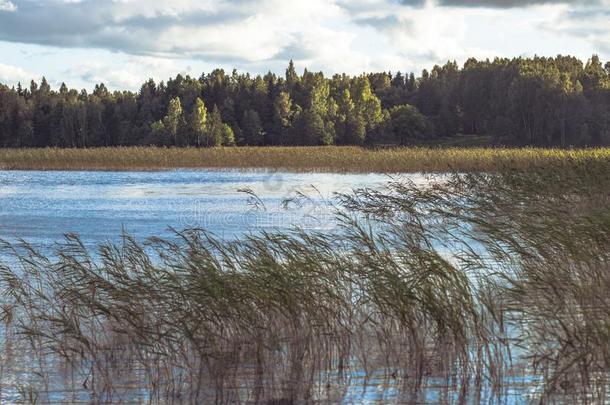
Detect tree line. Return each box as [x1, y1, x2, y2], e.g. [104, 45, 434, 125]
[0, 55, 609, 148]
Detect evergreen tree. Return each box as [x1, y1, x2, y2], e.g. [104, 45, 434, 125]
[242, 109, 264, 145]
[221, 124, 236, 146]
[345, 112, 366, 145]
[205, 105, 224, 147]
[286, 60, 299, 89]
[150, 120, 166, 145]
[272, 91, 293, 144]
[335, 89, 356, 144]
[0, 55, 608, 148]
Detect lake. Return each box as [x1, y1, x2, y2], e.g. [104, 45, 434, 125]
[0, 170, 403, 249]
[0, 170, 448, 404]
[0, 169, 584, 404]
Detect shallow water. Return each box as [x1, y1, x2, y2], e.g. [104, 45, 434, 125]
[0, 169, 405, 250]
[0, 170, 584, 404]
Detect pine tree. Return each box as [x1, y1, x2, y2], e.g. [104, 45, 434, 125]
[286, 60, 299, 89]
[242, 109, 264, 145]
[221, 124, 236, 146]
[205, 105, 224, 147]
[272, 91, 293, 144]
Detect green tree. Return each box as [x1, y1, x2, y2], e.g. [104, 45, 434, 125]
[286, 60, 300, 90]
[388, 104, 432, 144]
[351, 76, 383, 132]
[150, 120, 166, 145]
[189, 97, 207, 147]
[271, 91, 293, 144]
[583, 55, 610, 90]
[221, 124, 236, 146]
[242, 109, 264, 145]
[163, 97, 184, 145]
[294, 109, 335, 145]
[205, 105, 224, 146]
[345, 111, 366, 145]
[335, 89, 365, 144]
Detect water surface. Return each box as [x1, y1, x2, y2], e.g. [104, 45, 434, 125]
[0, 169, 555, 404]
[0, 170, 404, 249]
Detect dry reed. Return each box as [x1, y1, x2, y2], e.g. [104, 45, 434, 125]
[0, 146, 609, 172]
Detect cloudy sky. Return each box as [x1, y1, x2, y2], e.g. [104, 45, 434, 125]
[0, 0, 608, 90]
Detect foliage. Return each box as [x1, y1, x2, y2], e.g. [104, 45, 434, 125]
[0, 55, 609, 147]
[241, 109, 264, 145]
[221, 123, 236, 146]
[205, 105, 224, 147]
[189, 97, 207, 147]
[162, 96, 184, 145]
[388, 104, 432, 143]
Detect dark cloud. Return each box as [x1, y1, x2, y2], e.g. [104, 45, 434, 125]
[0, 0, 254, 60]
[393, 0, 426, 6]
[271, 43, 318, 62]
[340, 0, 424, 16]
[354, 15, 416, 36]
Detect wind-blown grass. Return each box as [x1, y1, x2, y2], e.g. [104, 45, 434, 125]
[1, 146, 610, 172]
[0, 159, 609, 403]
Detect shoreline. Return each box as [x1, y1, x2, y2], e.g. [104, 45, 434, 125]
[1, 146, 609, 173]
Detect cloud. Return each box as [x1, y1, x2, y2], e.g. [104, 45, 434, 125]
[540, 4, 610, 54]
[64, 56, 194, 90]
[0, 0, 342, 64]
[436, 0, 599, 7]
[0, 0, 422, 77]
[0, 0, 16, 12]
[0, 0, 608, 91]
[348, 2, 481, 67]
[0, 62, 36, 85]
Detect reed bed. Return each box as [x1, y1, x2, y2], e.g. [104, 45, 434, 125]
[0, 159, 609, 403]
[1, 146, 610, 172]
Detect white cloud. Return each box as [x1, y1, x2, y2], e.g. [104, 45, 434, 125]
[65, 56, 193, 90]
[0, 0, 608, 89]
[0, 0, 16, 12]
[540, 2, 610, 54]
[0, 62, 35, 85]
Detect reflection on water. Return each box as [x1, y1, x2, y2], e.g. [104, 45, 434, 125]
[0, 170, 397, 249]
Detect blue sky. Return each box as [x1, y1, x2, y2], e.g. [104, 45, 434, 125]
[0, 0, 608, 91]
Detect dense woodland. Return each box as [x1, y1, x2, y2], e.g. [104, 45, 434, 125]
[1, 55, 609, 148]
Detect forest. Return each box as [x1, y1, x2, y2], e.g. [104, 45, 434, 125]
[0, 55, 609, 148]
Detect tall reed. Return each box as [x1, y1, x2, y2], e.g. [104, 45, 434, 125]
[0, 159, 608, 403]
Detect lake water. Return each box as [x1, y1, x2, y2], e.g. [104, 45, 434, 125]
[0, 170, 549, 404]
[0, 170, 401, 250]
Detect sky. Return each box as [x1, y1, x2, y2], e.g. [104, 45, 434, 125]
[0, 0, 608, 91]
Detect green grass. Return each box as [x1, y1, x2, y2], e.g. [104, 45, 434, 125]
[1, 146, 610, 172]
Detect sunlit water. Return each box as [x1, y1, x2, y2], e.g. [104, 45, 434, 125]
[0, 170, 556, 404]
[0, 170, 403, 250]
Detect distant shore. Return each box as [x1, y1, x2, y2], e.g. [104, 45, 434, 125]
[1, 146, 609, 173]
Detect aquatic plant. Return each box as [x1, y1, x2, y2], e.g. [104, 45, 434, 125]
[0, 159, 609, 403]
